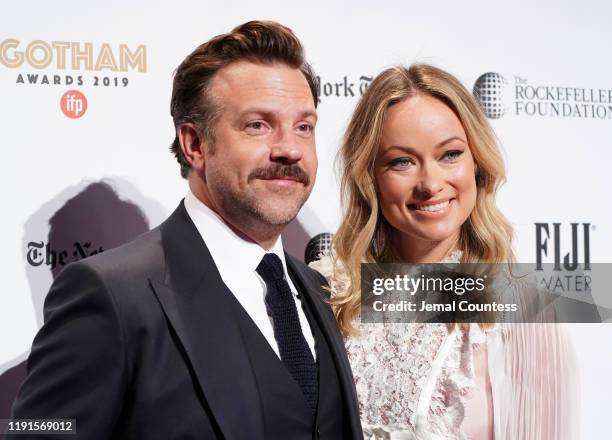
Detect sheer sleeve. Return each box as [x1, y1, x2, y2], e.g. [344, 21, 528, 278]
[488, 273, 580, 440]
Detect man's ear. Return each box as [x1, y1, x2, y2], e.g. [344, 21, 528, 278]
[178, 123, 208, 172]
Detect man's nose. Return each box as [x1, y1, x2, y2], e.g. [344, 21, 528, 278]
[269, 128, 303, 164]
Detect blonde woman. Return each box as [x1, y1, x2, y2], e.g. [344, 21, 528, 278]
[310, 64, 577, 439]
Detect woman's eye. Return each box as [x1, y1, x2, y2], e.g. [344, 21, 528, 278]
[389, 158, 414, 169]
[442, 150, 463, 161]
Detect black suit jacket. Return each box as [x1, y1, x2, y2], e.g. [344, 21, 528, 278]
[9, 202, 362, 439]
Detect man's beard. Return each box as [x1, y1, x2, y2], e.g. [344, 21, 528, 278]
[208, 163, 312, 228]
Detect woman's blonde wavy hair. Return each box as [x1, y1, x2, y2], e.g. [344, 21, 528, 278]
[331, 64, 514, 335]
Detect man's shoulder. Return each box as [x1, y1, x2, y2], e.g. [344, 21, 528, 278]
[286, 253, 331, 304]
[286, 253, 326, 284]
[73, 226, 164, 284]
[47, 226, 167, 327]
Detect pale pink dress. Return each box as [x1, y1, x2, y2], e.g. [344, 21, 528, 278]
[310, 253, 578, 440]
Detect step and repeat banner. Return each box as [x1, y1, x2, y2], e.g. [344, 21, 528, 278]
[1, 1, 611, 436]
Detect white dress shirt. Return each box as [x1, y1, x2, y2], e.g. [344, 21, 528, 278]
[183, 189, 316, 359]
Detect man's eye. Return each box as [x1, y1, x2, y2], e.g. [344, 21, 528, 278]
[245, 121, 269, 135]
[247, 121, 264, 130]
[298, 123, 313, 133]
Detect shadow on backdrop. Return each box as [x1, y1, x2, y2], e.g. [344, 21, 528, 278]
[282, 203, 328, 263]
[0, 180, 161, 418]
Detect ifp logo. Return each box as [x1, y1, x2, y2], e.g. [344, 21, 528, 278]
[60, 90, 87, 119]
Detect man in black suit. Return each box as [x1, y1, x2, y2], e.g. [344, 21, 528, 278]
[9, 21, 362, 439]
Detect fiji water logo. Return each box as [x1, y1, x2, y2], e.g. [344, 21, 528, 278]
[534, 223, 593, 294]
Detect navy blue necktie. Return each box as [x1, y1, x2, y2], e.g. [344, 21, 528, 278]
[256, 253, 318, 412]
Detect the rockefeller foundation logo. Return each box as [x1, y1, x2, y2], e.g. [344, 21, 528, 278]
[473, 72, 612, 120]
[473, 72, 509, 119]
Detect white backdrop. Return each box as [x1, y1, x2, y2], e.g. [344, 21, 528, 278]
[1, 1, 611, 437]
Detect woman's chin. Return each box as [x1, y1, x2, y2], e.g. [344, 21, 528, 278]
[398, 226, 460, 245]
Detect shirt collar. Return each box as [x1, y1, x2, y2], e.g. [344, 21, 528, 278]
[183, 189, 289, 278]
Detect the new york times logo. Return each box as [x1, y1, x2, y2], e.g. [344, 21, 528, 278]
[535, 223, 592, 293]
[474, 72, 612, 120]
[26, 241, 104, 270]
[315, 75, 373, 101]
[0, 39, 146, 88]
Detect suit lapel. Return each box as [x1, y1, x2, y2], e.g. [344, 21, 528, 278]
[285, 254, 363, 439]
[149, 202, 264, 440]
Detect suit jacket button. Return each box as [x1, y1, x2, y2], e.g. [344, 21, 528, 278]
[316, 426, 321, 437]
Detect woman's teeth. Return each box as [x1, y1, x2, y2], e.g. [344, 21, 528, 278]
[415, 200, 450, 212]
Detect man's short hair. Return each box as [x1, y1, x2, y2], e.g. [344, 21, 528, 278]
[169, 20, 319, 178]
